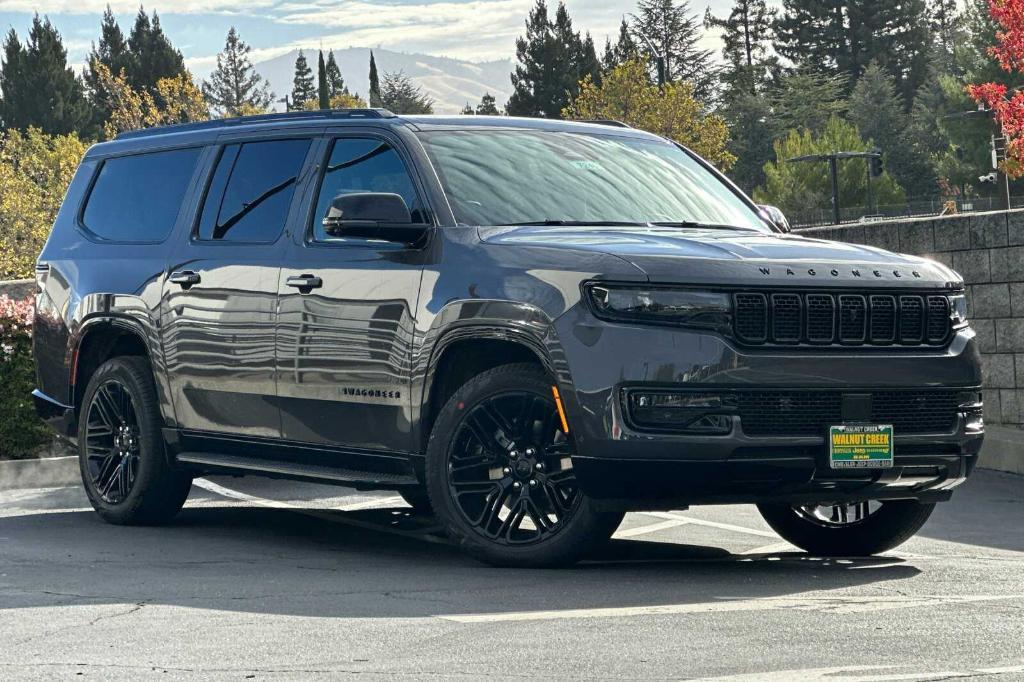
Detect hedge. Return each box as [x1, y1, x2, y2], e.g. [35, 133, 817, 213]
[0, 295, 51, 459]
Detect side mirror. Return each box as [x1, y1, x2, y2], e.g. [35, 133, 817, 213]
[322, 193, 428, 244]
[758, 204, 792, 233]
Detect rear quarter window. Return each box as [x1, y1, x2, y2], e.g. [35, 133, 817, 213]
[81, 147, 202, 243]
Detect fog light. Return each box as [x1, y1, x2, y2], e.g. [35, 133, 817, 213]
[627, 392, 735, 434]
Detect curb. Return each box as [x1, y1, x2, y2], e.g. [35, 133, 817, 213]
[0, 455, 79, 491]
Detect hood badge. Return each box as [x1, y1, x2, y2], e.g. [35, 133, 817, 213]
[758, 266, 922, 279]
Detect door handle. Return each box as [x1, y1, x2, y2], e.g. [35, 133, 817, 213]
[286, 274, 323, 291]
[169, 271, 201, 287]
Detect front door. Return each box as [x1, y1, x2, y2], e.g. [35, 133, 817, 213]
[277, 134, 432, 454]
[162, 136, 316, 437]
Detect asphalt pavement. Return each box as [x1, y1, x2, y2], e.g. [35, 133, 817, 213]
[1, 468, 1022, 680]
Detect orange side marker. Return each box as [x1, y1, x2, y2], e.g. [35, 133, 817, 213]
[551, 385, 570, 434]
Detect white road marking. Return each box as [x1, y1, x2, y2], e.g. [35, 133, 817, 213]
[436, 594, 1023, 624]
[336, 495, 405, 511]
[740, 541, 798, 555]
[192, 479, 449, 544]
[643, 511, 779, 538]
[693, 663, 1024, 681]
[613, 518, 691, 539]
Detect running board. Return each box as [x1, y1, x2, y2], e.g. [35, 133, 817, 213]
[175, 452, 419, 488]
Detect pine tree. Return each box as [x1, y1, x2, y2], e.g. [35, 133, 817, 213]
[931, 0, 965, 75]
[770, 69, 848, 133]
[704, 0, 776, 95]
[379, 71, 434, 114]
[317, 51, 330, 110]
[325, 51, 347, 97]
[84, 7, 133, 129]
[0, 17, 91, 136]
[369, 51, 382, 107]
[202, 27, 273, 117]
[633, 0, 718, 103]
[290, 51, 315, 110]
[506, 1, 584, 118]
[775, 0, 931, 105]
[476, 93, 500, 115]
[849, 61, 937, 197]
[126, 8, 185, 97]
[577, 32, 602, 87]
[460, 103, 475, 115]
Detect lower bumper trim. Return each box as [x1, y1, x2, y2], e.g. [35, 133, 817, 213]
[32, 389, 77, 440]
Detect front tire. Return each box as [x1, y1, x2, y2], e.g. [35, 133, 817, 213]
[757, 499, 936, 556]
[78, 357, 192, 525]
[425, 363, 623, 567]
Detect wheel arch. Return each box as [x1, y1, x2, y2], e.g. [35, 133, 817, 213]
[71, 316, 154, 415]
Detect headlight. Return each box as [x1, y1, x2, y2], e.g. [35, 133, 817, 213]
[587, 285, 732, 331]
[949, 293, 968, 329]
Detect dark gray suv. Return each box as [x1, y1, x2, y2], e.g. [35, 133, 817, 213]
[32, 110, 983, 567]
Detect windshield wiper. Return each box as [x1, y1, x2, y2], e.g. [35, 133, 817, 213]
[498, 220, 649, 227]
[649, 221, 762, 232]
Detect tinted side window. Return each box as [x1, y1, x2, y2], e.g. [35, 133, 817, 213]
[311, 138, 425, 242]
[198, 138, 312, 242]
[82, 147, 201, 243]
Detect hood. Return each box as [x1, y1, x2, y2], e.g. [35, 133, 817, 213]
[478, 225, 964, 290]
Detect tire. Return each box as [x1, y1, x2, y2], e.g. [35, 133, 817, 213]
[757, 499, 936, 557]
[425, 363, 623, 568]
[399, 487, 434, 515]
[78, 356, 192, 525]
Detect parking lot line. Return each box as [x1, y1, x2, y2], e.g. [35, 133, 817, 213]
[643, 511, 779, 538]
[613, 517, 692, 538]
[436, 594, 1023, 624]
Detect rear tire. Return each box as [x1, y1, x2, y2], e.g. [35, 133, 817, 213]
[78, 356, 192, 525]
[757, 499, 935, 556]
[425, 363, 623, 568]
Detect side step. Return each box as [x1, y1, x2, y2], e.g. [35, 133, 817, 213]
[175, 452, 419, 489]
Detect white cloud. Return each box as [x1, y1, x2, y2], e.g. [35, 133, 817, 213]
[0, 0, 276, 13]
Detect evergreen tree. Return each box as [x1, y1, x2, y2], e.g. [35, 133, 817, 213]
[369, 51, 382, 107]
[774, 0, 931, 105]
[317, 50, 330, 110]
[126, 8, 185, 96]
[770, 69, 848, 133]
[0, 17, 91, 136]
[506, 1, 585, 118]
[379, 71, 433, 114]
[84, 6, 133, 129]
[931, 0, 965, 75]
[290, 51, 316, 110]
[632, 0, 718, 103]
[201, 27, 273, 117]
[848, 61, 937, 197]
[704, 0, 777, 95]
[325, 51, 348, 97]
[577, 32, 602, 87]
[460, 103, 475, 115]
[476, 93, 501, 115]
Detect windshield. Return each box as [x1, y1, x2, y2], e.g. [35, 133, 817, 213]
[416, 129, 769, 232]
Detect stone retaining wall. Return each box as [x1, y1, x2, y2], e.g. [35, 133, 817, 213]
[0, 278, 34, 300]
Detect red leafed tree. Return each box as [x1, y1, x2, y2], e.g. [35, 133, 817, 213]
[969, 0, 1024, 176]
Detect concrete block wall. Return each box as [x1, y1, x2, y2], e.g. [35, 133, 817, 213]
[800, 210, 1024, 433]
[0, 279, 34, 300]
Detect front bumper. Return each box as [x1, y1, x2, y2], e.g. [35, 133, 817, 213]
[553, 308, 984, 509]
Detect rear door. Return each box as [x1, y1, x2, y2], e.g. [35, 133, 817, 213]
[276, 132, 433, 454]
[161, 134, 316, 438]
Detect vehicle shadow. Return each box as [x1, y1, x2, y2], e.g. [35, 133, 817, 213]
[0, 499, 922, 620]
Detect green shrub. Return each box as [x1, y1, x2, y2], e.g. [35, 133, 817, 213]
[0, 295, 50, 459]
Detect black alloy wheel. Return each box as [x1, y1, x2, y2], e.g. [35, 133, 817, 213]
[84, 380, 141, 505]
[446, 390, 583, 545]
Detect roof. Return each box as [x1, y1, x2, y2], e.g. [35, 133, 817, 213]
[88, 110, 659, 158]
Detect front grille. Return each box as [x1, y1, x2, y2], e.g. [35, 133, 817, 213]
[733, 291, 954, 347]
[738, 390, 963, 436]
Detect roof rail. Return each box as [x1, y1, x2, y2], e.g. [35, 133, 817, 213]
[579, 120, 632, 129]
[115, 108, 398, 141]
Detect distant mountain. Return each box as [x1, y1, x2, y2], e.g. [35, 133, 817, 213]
[254, 48, 513, 114]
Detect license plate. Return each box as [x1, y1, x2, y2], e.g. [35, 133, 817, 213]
[829, 424, 894, 469]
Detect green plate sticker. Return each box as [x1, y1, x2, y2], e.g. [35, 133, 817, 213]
[829, 424, 894, 469]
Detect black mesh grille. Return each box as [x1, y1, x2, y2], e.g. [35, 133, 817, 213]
[732, 291, 953, 347]
[838, 295, 867, 342]
[771, 293, 801, 343]
[737, 390, 962, 436]
[900, 296, 925, 342]
[734, 293, 767, 342]
[869, 295, 897, 342]
[927, 296, 950, 343]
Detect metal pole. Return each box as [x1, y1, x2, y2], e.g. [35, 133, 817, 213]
[866, 159, 874, 216]
[829, 155, 840, 225]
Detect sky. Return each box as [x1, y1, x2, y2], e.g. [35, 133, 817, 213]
[0, 0, 742, 74]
